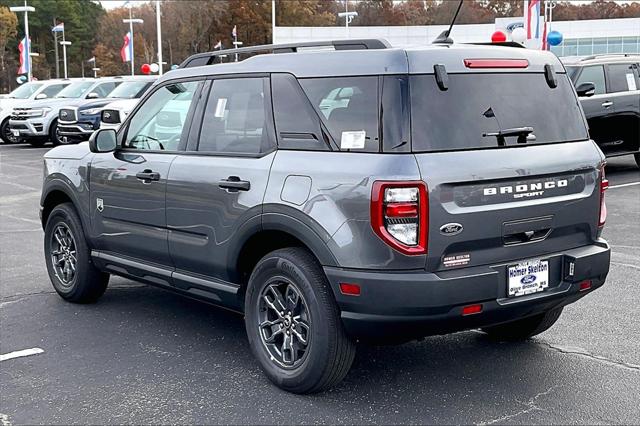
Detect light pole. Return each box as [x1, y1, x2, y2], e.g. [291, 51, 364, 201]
[123, 6, 143, 76]
[9, 2, 36, 82]
[338, 9, 358, 39]
[92, 67, 100, 78]
[60, 38, 71, 79]
[155, 0, 163, 76]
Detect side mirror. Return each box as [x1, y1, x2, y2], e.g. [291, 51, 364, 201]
[576, 82, 596, 97]
[35, 93, 48, 100]
[86, 92, 99, 99]
[89, 128, 117, 153]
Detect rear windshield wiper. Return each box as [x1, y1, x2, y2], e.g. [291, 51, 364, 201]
[483, 127, 535, 146]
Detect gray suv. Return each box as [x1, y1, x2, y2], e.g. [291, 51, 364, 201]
[40, 39, 611, 393]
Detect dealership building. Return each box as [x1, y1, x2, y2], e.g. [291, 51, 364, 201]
[274, 17, 640, 57]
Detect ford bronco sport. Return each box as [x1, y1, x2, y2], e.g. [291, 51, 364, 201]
[40, 39, 611, 394]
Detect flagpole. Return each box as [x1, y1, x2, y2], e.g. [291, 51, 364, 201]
[156, 0, 163, 76]
[129, 7, 134, 76]
[61, 29, 68, 79]
[53, 18, 60, 78]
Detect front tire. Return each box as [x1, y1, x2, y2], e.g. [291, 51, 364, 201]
[481, 307, 563, 341]
[44, 203, 109, 303]
[0, 118, 17, 144]
[244, 248, 356, 394]
[49, 119, 66, 146]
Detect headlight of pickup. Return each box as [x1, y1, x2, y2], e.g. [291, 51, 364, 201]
[81, 108, 102, 116]
[30, 107, 52, 117]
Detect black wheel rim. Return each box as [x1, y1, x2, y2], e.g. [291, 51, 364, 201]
[2, 123, 17, 143]
[50, 223, 77, 287]
[257, 278, 311, 369]
[54, 125, 66, 145]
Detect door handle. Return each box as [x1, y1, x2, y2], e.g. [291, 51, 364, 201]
[136, 169, 160, 182]
[218, 176, 250, 192]
[601, 101, 613, 108]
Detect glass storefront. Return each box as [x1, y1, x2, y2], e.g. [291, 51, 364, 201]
[551, 36, 640, 57]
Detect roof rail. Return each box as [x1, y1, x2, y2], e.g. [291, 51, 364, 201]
[179, 39, 391, 68]
[581, 53, 635, 61]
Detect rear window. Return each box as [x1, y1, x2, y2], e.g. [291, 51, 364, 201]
[410, 73, 589, 152]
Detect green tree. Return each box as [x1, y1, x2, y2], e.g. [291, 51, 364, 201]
[0, 6, 18, 92]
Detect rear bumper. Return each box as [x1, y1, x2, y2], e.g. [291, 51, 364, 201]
[324, 241, 610, 339]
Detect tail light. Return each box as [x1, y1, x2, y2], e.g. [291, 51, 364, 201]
[598, 164, 608, 227]
[371, 181, 428, 255]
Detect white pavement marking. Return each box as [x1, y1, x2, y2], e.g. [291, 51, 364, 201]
[0, 347, 44, 362]
[609, 181, 640, 189]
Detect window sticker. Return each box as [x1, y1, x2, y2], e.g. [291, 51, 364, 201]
[214, 98, 227, 118]
[340, 130, 366, 149]
[626, 73, 637, 91]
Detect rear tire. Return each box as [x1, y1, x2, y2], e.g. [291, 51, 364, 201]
[481, 307, 563, 341]
[244, 247, 356, 394]
[44, 202, 109, 303]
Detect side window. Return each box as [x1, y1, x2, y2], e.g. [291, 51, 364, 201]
[271, 73, 328, 151]
[124, 81, 200, 151]
[41, 84, 67, 98]
[299, 76, 380, 152]
[93, 82, 118, 97]
[607, 64, 637, 93]
[576, 66, 606, 95]
[197, 77, 271, 154]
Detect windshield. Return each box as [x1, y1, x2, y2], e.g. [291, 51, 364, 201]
[8, 83, 44, 99]
[55, 82, 94, 99]
[107, 81, 152, 99]
[410, 73, 588, 152]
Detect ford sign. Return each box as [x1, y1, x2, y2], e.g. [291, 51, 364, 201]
[521, 274, 537, 285]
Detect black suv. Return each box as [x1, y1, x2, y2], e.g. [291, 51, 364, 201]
[563, 54, 640, 167]
[40, 39, 611, 393]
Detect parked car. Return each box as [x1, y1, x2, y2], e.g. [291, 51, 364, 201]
[562, 54, 640, 167]
[99, 99, 140, 131]
[40, 39, 611, 394]
[1, 80, 72, 144]
[8, 78, 123, 147]
[57, 76, 156, 143]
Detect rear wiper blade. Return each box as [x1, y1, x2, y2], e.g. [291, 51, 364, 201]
[483, 127, 535, 146]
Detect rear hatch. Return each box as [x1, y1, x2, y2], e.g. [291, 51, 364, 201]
[407, 47, 605, 273]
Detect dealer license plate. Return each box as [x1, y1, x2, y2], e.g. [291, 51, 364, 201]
[507, 259, 549, 297]
[12, 130, 20, 137]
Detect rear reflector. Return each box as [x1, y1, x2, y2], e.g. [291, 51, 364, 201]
[462, 304, 483, 316]
[464, 59, 529, 69]
[339, 283, 361, 296]
[579, 280, 592, 291]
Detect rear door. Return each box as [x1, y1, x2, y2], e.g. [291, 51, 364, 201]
[605, 63, 640, 154]
[408, 70, 604, 277]
[166, 76, 275, 292]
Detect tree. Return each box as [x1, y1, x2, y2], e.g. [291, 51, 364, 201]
[0, 6, 18, 92]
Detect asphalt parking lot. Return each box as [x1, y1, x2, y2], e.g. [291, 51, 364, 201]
[1, 142, 639, 425]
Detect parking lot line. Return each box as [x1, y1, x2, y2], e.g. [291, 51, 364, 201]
[609, 181, 640, 189]
[0, 348, 44, 362]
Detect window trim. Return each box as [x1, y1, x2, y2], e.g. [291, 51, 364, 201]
[186, 74, 277, 158]
[117, 77, 206, 154]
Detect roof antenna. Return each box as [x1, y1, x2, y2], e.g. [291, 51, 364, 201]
[433, 0, 464, 44]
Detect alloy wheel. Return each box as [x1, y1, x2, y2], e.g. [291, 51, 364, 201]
[257, 279, 311, 368]
[50, 223, 77, 287]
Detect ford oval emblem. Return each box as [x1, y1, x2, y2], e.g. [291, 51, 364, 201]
[440, 223, 463, 236]
[521, 274, 537, 285]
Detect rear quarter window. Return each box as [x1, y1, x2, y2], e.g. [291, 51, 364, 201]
[410, 73, 589, 152]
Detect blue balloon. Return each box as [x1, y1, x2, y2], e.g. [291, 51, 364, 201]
[170, 64, 179, 70]
[547, 30, 563, 46]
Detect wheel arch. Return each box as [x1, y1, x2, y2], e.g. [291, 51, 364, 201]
[41, 181, 86, 233]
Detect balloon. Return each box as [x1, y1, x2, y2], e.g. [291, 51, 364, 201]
[140, 63, 151, 74]
[547, 31, 563, 47]
[491, 30, 507, 43]
[511, 27, 526, 44]
[16, 75, 27, 84]
[170, 64, 179, 70]
[149, 63, 159, 73]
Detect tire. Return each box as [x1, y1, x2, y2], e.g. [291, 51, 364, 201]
[481, 307, 564, 341]
[244, 247, 356, 394]
[0, 118, 17, 144]
[49, 119, 66, 146]
[44, 202, 109, 303]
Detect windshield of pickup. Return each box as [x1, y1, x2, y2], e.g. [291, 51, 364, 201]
[411, 73, 589, 152]
[55, 82, 94, 99]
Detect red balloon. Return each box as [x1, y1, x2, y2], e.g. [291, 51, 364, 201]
[491, 30, 507, 43]
[141, 63, 151, 74]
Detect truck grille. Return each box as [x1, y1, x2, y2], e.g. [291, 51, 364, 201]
[59, 108, 77, 123]
[101, 109, 121, 124]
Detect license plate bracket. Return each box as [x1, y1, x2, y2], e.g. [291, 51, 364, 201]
[12, 130, 20, 137]
[507, 259, 549, 297]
